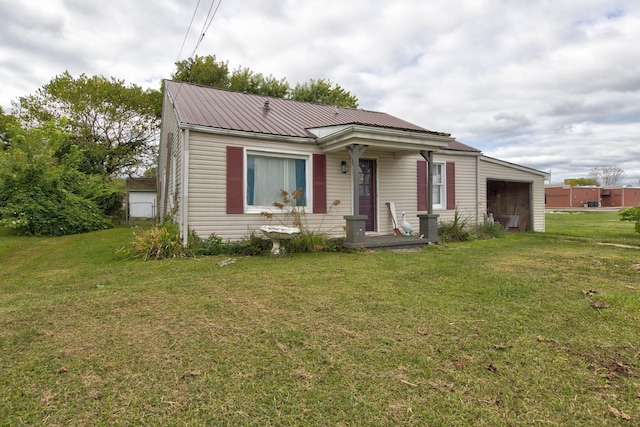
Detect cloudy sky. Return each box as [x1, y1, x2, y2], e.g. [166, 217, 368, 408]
[1, 0, 639, 184]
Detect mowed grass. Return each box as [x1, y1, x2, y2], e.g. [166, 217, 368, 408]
[1, 213, 639, 426]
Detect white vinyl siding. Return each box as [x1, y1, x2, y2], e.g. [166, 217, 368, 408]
[186, 131, 352, 240]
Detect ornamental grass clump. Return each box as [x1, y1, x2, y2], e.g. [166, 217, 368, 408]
[128, 220, 188, 260]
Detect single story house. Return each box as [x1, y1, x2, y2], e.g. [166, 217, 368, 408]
[158, 80, 548, 246]
[545, 185, 640, 208]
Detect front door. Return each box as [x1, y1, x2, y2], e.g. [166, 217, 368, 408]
[358, 159, 376, 231]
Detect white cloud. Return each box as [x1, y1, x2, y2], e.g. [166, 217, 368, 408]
[1, 0, 639, 184]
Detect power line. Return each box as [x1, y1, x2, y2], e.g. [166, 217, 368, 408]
[176, 0, 202, 61]
[189, 0, 223, 58]
[172, 0, 223, 102]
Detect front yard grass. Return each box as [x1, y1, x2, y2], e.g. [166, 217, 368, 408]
[1, 213, 639, 425]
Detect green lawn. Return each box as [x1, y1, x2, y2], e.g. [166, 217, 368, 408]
[1, 213, 639, 425]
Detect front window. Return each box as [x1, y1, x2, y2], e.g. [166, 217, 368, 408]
[246, 152, 307, 210]
[432, 163, 445, 209]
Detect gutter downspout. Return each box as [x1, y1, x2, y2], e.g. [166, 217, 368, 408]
[569, 186, 573, 208]
[476, 155, 481, 225]
[182, 128, 190, 247]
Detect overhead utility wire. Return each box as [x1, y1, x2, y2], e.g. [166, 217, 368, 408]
[173, 0, 223, 102]
[189, 0, 223, 58]
[176, 0, 202, 61]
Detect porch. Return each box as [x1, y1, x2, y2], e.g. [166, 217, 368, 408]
[343, 234, 432, 250]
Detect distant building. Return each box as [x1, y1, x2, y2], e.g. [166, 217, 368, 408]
[545, 185, 640, 208]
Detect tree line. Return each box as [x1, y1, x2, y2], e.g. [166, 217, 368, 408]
[0, 56, 359, 236]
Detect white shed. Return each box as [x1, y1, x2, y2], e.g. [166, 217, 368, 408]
[126, 178, 157, 220]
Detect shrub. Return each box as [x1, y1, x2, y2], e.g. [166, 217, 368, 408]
[0, 169, 112, 236]
[288, 236, 348, 253]
[229, 234, 273, 256]
[0, 121, 120, 236]
[619, 206, 640, 233]
[189, 231, 272, 257]
[189, 231, 225, 256]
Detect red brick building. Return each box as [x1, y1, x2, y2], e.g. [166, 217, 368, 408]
[545, 185, 640, 208]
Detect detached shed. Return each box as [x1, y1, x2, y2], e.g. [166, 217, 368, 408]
[126, 178, 157, 221]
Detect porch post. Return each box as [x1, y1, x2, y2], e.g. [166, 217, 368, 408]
[344, 144, 368, 246]
[419, 150, 439, 243]
[347, 144, 368, 215]
[420, 150, 434, 214]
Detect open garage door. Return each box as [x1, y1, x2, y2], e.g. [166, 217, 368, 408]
[487, 180, 532, 231]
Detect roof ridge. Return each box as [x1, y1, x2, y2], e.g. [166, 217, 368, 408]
[166, 79, 389, 114]
[165, 79, 467, 141]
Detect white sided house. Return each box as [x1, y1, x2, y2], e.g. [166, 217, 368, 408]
[158, 81, 548, 247]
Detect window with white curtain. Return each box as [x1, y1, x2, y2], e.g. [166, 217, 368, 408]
[432, 162, 445, 209]
[246, 152, 307, 210]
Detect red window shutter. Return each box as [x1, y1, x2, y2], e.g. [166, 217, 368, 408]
[446, 161, 456, 210]
[313, 154, 327, 213]
[417, 160, 427, 211]
[226, 146, 244, 214]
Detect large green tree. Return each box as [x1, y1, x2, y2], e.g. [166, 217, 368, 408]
[15, 72, 161, 176]
[229, 67, 290, 98]
[171, 55, 359, 107]
[171, 55, 230, 88]
[290, 79, 358, 108]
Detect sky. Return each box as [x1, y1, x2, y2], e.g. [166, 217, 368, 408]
[1, 0, 639, 185]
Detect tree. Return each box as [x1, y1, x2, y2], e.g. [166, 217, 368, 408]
[229, 67, 289, 97]
[172, 55, 230, 88]
[15, 72, 161, 177]
[588, 166, 625, 186]
[290, 79, 359, 108]
[0, 106, 19, 151]
[171, 55, 359, 107]
[565, 177, 600, 186]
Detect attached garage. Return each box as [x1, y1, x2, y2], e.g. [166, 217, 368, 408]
[487, 180, 532, 231]
[479, 157, 548, 232]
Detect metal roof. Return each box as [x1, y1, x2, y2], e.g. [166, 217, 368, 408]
[164, 80, 480, 152]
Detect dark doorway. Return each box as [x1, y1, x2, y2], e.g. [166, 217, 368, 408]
[487, 180, 532, 231]
[358, 159, 376, 231]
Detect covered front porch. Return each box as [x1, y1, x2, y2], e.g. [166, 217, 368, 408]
[314, 124, 455, 248]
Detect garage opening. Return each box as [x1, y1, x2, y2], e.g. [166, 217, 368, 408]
[487, 180, 532, 231]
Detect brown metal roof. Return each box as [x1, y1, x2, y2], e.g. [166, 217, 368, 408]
[126, 177, 157, 191]
[164, 80, 480, 152]
[445, 140, 481, 152]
